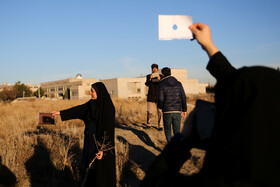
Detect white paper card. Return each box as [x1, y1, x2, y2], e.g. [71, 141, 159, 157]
[158, 15, 193, 40]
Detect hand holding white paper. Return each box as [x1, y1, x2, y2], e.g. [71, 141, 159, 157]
[158, 15, 193, 40]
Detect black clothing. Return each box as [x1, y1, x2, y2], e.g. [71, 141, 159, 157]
[141, 52, 280, 187]
[60, 82, 116, 187]
[145, 74, 163, 102]
[158, 76, 187, 113]
[205, 52, 280, 186]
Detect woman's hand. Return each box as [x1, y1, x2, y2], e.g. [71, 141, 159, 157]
[51, 111, 60, 118]
[189, 23, 219, 58]
[96, 151, 103, 160]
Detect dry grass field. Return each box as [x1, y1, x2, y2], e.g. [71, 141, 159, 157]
[0, 94, 214, 187]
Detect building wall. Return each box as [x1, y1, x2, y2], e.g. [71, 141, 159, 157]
[198, 83, 208, 94]
[102, 78, 146, 99]
[0, 83, 12, 92]
[184, 79, 199, 94]
[41, 76, 96, 99]
[40, 69, 206, 100]
[0, 83, 39, 93]
[25, 84, 39, 93]
[101, 79, 119, 97]
[168, 69, 206, 94]
[118, 78, 146, 99]
[171, 69, 188, 80]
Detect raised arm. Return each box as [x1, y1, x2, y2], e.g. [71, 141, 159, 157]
[189, 23, 236, 81]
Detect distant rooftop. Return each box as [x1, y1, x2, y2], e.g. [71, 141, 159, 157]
[75, 74, 83, 79]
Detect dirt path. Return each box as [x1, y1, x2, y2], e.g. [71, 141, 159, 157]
[115, 123, 167, 186]
[115, 121, 206, 187]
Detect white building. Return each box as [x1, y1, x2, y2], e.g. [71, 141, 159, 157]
[170, 69, 207, 94]
[101, 77, 147, 99]
[0, 83, 12, 92]
[25, 83, 39, 93]
[40, 69, 207, 100]
[41, 74, 96, 99]
[101, 68, 207, 99]
[0, 82, 40, 93]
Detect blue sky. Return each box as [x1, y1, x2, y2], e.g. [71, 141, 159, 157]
[1, 0, 280, 85]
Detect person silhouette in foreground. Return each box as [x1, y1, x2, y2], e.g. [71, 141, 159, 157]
[52, 82, 116, 187]
[141, 22, 280, 187]
[0, 156, 17, 187]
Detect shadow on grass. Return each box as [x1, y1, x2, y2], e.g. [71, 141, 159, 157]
[25, 128, 83, 187]
[116, 123, 162, 152]
[0, 155, 17, 186]
[117, 136, 156, 187]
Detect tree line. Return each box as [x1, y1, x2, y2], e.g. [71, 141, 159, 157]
[0, 81, 44, 102]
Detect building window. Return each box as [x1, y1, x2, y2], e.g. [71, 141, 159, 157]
[58, 87, 63, 91]
[72, 90, 78, 96]
[51, 88, 55, 92]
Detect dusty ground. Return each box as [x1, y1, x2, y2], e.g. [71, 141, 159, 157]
[115, 121, 206, 186]
[116, 123, 165, 186]
[114, 94, 214, 186]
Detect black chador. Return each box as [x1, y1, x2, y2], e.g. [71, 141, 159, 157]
[60, 82, 116, 187]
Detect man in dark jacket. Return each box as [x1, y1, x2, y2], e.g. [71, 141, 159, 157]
[145, 63, 164, 130]
[158, 67, 187, 142]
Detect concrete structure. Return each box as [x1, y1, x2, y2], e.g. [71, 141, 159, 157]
[41, 74, 96, 99]
[170, 69, 207, 94]
[25, 83, 39, 92]
[101, 77, 147, 99]
[40, 68, 207, 100]
[0, 83, 13, 92]
[0, 83, 40, 93]
[101, 69, 206, 100]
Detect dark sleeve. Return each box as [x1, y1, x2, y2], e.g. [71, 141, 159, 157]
[140, 133, 192, 187]
[60, 101, 88, 121]
[180, 84, 187, 112]
[206, 52, 236, 81]
[145, 75, 151, 86]
[157, 83, 164, 109]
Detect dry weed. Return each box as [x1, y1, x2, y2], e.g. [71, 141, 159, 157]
[115, 138, 130, 187]
[0, 94, 213, 186]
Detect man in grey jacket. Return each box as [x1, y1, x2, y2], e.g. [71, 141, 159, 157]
[158, 67, 187, 142]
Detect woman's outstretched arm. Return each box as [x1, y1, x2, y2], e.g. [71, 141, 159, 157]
[52, 101, 89, 121]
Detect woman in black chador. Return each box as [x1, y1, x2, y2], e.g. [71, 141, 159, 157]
[52, 82, 116, 187]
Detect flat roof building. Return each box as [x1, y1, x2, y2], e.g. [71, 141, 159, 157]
[0, 83, 13, 92]
[41, 74, 96, 99]
[101, 77, 147, 99]
[25, 83, 39, 93]
[101, 69, 207, 100]
[40, 69, 207, 100]
[170, 69, 207, 94]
